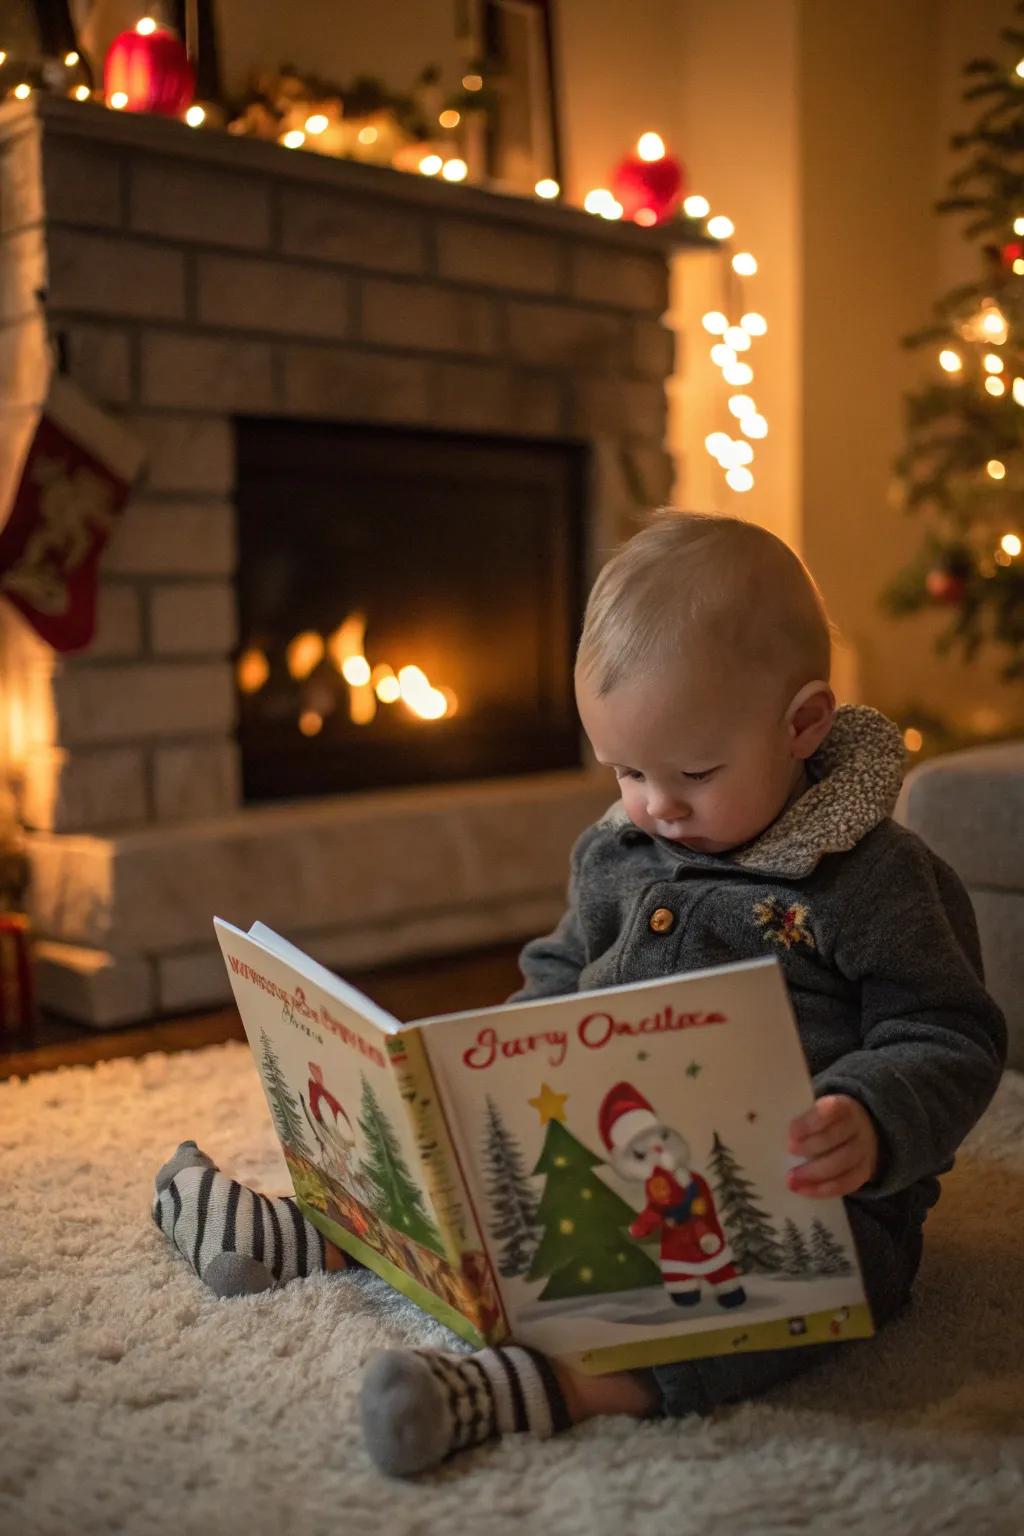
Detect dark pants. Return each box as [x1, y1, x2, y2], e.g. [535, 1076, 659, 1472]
[649, 1200, 923, 1418]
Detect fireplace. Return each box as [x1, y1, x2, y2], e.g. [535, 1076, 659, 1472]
[3, 96, 680, 1026]
[235, 420, 587, 801]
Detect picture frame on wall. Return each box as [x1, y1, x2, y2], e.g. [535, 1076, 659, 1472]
[475, 0, 563, 194]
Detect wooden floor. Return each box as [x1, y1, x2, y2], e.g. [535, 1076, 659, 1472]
[0, 942, 524, 1080]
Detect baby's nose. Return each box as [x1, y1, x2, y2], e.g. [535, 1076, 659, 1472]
[646, 789, 691, 821]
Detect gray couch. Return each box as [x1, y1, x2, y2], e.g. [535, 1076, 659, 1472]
[897, 741, 1024, 1072]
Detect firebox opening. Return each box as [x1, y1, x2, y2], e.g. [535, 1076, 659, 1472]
[234, 418, 588, 802]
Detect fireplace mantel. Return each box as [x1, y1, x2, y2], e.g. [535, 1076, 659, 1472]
[0, 95, 690, 1026]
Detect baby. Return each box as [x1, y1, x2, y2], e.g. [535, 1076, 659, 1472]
[152, 511, 1006, 1475]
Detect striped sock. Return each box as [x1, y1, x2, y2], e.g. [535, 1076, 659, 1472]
[360, 1345, 571, 1477]
[151, 1141, 327, 1297]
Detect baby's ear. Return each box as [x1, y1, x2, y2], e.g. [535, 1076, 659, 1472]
[787, 681, 835, 759]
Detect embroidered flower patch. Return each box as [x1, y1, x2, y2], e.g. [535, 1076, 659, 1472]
[753, 897, 816, 951]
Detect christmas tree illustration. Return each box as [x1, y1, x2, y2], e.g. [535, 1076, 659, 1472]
[526, 1084, 661, 1302]
[357, 1074, 445, 1256]
[259, 1029, 313, 1161]
[780, 1217, 815, 1278]
[808, 1217, 853, 1277]
[707, 1131, 784, 1273]
[481, 1096, 541, 1278]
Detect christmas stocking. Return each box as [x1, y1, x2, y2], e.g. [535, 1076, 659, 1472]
[0, 373, 144, 651]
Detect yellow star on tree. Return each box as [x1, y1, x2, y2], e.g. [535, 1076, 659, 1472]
[529, 1082, 568, 1125]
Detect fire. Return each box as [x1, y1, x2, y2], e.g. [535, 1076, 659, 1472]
[270, 612, 459, 733]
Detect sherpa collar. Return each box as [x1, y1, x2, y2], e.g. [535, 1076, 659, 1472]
[598, 704, 906, 879]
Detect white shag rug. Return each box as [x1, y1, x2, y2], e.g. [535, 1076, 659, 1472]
[1, 1043, 1023, 1536]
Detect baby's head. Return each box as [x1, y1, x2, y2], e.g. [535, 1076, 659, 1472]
[575, 511, 835, 855]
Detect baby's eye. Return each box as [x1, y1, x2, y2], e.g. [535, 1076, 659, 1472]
[633, 1148, 647, 1160]
[682, 769, 717, 783]
[615, 769, 644, 781]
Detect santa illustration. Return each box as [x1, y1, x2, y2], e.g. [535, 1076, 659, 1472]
[302, 1062, 362, 1191]
[600, 1081, 747, 1310]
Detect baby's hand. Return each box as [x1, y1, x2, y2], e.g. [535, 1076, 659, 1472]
[787, 1095, 879, 1198]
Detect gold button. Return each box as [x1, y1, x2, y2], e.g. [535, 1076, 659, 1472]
[649, 907, 675, 934]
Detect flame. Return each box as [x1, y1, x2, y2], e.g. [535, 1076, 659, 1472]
[237, 647, 270, 694]
[286, 631, 324, 680]
[398, 665, 452, 720]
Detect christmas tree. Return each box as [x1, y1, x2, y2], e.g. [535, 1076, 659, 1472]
[481, 1097, 541, 1278]
[780, 1217, 815, 1278]
[808, 1217, 853, 1277]
[707, 1132, 784, 1273]
[259, 1029, 313, 1161]
[357, 1074, 445, 1256]
[887, 4, 1024, 679]
[526, 1116, 661, 1301]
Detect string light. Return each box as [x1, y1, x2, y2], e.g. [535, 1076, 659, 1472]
[305, 113, 329, 135]
[64, 50, 79, 67]
[903, 728, 923, 753]
[281, 129, 305, 149]
[987, 459, 1007, 479]
[707, 215, 734, 239]
[600, 198, 624, 220]
[732, 252, 757, 276]
[534, 178, 560, 199]
[418, 154, 443, 175]
[637, 131, 666, 161]
[702, 311, 729, 335]
[0, 52, 6, 66]
[939, 349, 962, 372]
[740, 312, 767, 336]
[73, 84, 90, 101]
[462, 73, 483, 91]
[439, 109, 461, 129]
[583, 188, 614, 215]
[741, 413, 768, 439]
[634, 208, 657, 227]
[723, 326, 751, 352]
[1014, 216, 1024, 235]
[13, 83, 32, 100]
[683, 195, 710, 218]
[705, 432, 731, 457]
[728, 395, 756, 418]
[136, 16, 158, 35]
[1016, 59, 1024, 78]
[723, 360, 754, 386]
[299, 711, 323, 737]
[710, 343, 736, 368]
[1014, 259, 1024, 276]
[1014, 377, 1024, 405]
[726, 466, 754, 492]
[1001, 533, 1022, 557]
[441, 158, 468, 182]
[984, 353, 1004, 373]
[985, 376, 1006, 396]
[109, 90, 127, 109]
[185, 105, 206, 128]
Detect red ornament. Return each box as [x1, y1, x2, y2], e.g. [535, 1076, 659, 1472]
[612, 137, 685, 226]
[1001, 241, 1024, 270]
[104, 23, 195, 117]
[925, 567, 967, 605]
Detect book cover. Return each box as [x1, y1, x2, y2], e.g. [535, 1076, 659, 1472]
[417, 956, 873, 1372]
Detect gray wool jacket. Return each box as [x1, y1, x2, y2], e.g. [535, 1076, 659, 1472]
[511, 706, 1007, 1231]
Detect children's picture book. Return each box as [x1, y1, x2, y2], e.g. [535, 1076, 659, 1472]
[214, 917, 872, 1373]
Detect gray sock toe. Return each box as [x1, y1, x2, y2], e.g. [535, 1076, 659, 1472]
[201, 1251, 276, 1298]
[154, 1140, 215, 1194]
[360, 1351, 452, 1477]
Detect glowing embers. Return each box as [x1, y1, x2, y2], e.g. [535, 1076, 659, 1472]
[237, 610, 458, 737]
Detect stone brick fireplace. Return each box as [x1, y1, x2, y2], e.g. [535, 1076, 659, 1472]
[0, 96, 684, 1027]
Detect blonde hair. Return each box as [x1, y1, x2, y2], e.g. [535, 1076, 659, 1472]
[576, 510, 832, 698]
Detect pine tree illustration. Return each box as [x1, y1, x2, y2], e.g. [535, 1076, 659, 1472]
[526, 1116, 662, 1301]
[358, 1074, 445, 1256]
[707, 1131, 785, 1273]
[780, 1217, 815, 1277]
[481, 1097, 542, 1278]
[259, 1029, 313, 1160]
[808, 1217, 853, 1276]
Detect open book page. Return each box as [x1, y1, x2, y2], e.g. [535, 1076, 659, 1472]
[417, 957, 872, 1373]
[214, 919, 494, 1343]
